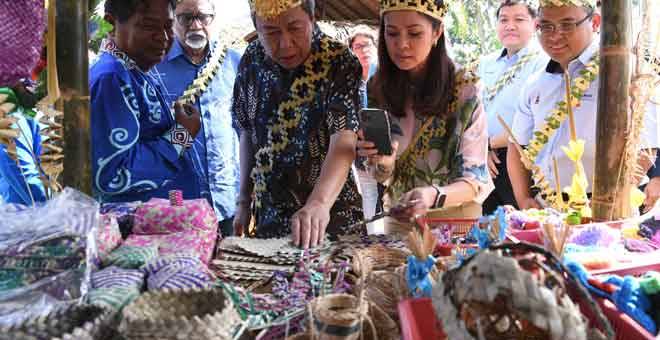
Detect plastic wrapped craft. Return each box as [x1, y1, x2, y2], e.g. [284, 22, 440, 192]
[0, 304, 114, 340]
[0, 188, 100, 326]
[119, 287, 241, 340]
[432, 242, 614, 340]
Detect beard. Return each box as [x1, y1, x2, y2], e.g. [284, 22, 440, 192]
[185, 31, 208, 50]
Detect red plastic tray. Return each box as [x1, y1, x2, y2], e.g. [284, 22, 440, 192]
[398, 298, 445, 340]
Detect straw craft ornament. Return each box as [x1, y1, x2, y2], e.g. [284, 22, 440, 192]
[120, 287, 241, 340]
[611, 0, 660, 218]
[404, 226, 438, 298]
[432, 242, 614, 340]
[0, 304, 115, 340]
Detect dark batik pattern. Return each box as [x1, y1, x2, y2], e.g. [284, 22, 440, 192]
[232, 27, 364, 238]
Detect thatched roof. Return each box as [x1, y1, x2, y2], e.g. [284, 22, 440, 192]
[316, 0, 379, 24]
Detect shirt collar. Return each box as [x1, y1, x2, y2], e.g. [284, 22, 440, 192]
[100, 38, 139, 70]
[545, 38, 599, 74]
[497, 45, 534, 62]
[167, 38, 212, 64]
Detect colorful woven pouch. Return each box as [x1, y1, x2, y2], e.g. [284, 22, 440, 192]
[125, 231, 216, 264]
[146, 264, 213, 291]
[132, 198, 218, 235]
[86, 287, 141, 312]
[0, 1, 46, 86]
[97, 215, 122, 262]
[92, 266, 145, 290]
[140, 254, 206, 276]
[103, 245, 158, 270]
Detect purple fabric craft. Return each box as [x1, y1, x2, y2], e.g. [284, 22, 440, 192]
[0, 1, 46, 86]
[146, 264, 213, 290]
[92, 266, 145, 290]
[568, 223, 620, 247]
[624, 239, 657, 253]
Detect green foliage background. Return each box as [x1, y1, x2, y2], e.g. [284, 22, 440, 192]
[446, 0, 502, 65]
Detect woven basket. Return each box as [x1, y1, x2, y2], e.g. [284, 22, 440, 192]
[363, 268, 408, 321]
[351, 245, 408, 281]
[288, 297, 397, 340]
[119, 287, 241, 340]
[310, 293, 370, 340]
[432, 242, 614, 340]
[0, 304, 114, 340]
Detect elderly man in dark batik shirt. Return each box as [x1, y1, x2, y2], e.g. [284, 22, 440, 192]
[231, 0, 364, 249]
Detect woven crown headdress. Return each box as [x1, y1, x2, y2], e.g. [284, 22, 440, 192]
[380, 0, 449, 21]
[539, 0, 596, 8]
[248, 0, 303, 19]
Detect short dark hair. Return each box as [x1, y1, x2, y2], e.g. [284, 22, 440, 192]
[371, 10, 456, 119]
[496, 0, 537, 19]
[105, 0, 177, 23]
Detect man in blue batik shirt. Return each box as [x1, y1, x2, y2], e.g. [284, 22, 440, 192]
[149, 0, 242, 236]
[91, 0, 204, 215]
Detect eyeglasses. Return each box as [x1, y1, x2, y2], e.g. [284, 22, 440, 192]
[352, 42, 374, 51]
[176, 13, 214, 27]
[537, 12, 593, 35]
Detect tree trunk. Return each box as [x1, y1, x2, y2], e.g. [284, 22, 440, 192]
[56, 0, 92, 195]
[592, 0, 632, 220]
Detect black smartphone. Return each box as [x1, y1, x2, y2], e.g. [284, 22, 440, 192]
[360, 108, 393, 156]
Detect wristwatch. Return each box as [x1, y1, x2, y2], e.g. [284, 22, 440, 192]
[431, 184, 447, 209]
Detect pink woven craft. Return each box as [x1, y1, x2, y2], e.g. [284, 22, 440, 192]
[0, 1, 46, 86]
[97, 214, 123, 261]
[133, 198, 218, 235]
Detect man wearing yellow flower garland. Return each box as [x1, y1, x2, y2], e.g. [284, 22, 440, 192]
[478, 0, 549, 214]
[508, 0, 659, 209]
[231, 0, 363, 248]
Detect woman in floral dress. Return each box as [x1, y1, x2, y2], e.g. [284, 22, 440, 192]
[358, 0, 494, 223]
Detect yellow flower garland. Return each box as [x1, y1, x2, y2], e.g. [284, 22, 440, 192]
[251, 37, 345, 208]
[484, 52, 539, 102]
[522, 54, 600, 164]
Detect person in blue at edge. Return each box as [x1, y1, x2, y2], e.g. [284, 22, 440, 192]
[0, 85, 46, 205]
[91, 0, 205, 213]
[149, 0, 242, 237]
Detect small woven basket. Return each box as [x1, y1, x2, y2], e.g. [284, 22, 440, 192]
[0, 304, 114, 340]
[310, 293, 370, 340]
[288, 297, 397, 340]
[119, 287, 241, 340]
[363, 268, 408, 321]
[351, 245, 408, 281]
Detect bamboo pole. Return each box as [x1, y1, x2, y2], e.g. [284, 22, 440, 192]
[56, 0, 92, 195]
[592, 0, 632, 220]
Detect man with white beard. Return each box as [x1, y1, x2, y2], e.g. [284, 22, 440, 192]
[150, 0, 243, 237]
